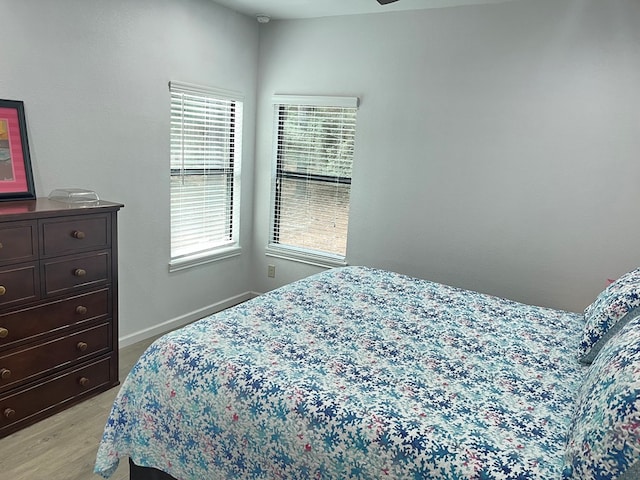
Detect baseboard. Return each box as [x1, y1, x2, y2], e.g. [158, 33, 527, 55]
[118, 291, 258, 349]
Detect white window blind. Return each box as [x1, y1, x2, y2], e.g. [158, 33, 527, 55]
[170, 82, 242, 267]
[269, 95, 358, 264]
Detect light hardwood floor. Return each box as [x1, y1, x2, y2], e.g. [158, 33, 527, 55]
[0, 335, 160, 480]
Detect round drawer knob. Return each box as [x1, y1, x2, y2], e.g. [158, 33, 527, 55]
[0, 286, 6, 296]
[76, 342, 88, 352]
[75, 305, 88, 315]
[79, 377, 90, 387]
[0, 368, 11, 380]
[74, 268, 87, 277]
[0, 327, 8, 339]
[3, 408, 15, 420]
[72, 230, 86, 239]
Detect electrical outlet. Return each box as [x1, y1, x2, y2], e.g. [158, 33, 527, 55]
[267, 265, 276, 278]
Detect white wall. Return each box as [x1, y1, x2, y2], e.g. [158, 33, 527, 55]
[0, 0, 259, 344]
[253, 0, 640, 312]
[3, 0, 639, 343]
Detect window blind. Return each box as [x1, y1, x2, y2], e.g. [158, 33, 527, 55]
[170, 82, 242, 264]
[270, 96, 358, 262]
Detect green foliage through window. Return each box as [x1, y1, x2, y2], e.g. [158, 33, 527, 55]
[271, 101, 357, 259]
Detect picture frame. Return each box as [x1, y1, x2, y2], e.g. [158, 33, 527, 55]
[0, 99, 36, 201]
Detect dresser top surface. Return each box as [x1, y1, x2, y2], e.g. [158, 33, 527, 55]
[0, 199, 123, 220]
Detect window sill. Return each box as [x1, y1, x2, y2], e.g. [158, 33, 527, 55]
[169, 245, 242, 272]
[265, 244, 347, 269]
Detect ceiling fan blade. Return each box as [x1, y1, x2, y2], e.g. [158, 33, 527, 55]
[377, 0, 400, 4]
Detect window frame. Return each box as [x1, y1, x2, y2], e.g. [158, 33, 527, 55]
[266, 95, 359, 268]
[168, 81, 243, 272]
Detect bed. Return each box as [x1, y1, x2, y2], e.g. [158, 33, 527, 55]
[95, 266, 640, 479]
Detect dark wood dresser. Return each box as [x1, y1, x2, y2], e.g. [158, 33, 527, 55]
[0, 198, 123, 438]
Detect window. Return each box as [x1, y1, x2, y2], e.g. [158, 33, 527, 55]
[169, 82, 243, 271]
[268, 95, 358, 266]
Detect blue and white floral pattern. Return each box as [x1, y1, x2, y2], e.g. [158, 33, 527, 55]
[579, 267, 640, 363]
[563, 315, 640, 479]
[95, 266, 586, 479]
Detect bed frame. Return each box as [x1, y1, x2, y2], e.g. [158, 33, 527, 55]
[129, 460, 176, 480]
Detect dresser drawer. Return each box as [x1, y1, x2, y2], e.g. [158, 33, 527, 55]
[0, 221, 37, 266]
[0, 356, 113, 435]
[40, 214, 110, 257]
[0, 263, 39, 309]
[0, 289, 110, 349]
[42, 251, 110, 297]
[0, 323, 111, 392]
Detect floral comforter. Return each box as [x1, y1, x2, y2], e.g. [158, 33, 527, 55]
[95, 266, 586, 479]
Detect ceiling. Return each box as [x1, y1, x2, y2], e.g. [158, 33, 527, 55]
[211, 0, 517, 20]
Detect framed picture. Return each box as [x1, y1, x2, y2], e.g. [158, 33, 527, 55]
[0, 99, 35, 201]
